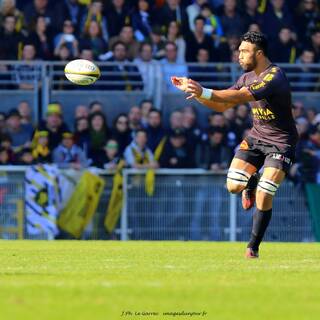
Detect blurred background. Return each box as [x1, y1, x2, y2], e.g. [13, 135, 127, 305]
[0, 0, 320, 242]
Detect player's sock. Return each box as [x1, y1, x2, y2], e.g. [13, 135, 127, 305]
[247, 208, 272, 251]
[246, 172, 259, 190]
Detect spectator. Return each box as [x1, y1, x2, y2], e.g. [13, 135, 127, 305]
[140, 99, 153, 127]
[200, 4, 224, 39]
[0, 146, 10, 165]
[75, 104, 89, 119]
[160, 128, 195, 168]
[80, 20, 107, 59]
[261, 0, 294, 41]
[166, 20, 186, 63]
[106, 0, 131, 38]
[188, 48, 217, 83]
[93, 138, 120, 169]
[54, 19, 79, 58]
[242, 0, 263, 29]
[100, 41, 143, 91]
[124, 129, 158, 169]
[81, 0, 109, 43]
[88, 111, 110, 164]
[186, 0, 208, 32]
[0, 0, 25, 33]
[161, 41, 188, 92]
[219, 0, 246, 37]
[0, 133, 15, 163]
[198, 126, 232, 171]
[16, 147, 35, 165]
[5, 108, 33, 153]
[234, 104, 252, 139]
[0, 112, 6, 134]
[294, 0, 320, 41]
[134, 42, 162, 98]
[309, 28, 320, 62]
[293, 48, 317, 91]
[28, 15, 53, 60]
[132, 0, 153, 42]
[182, 105, 203, 152]
[13, 43, 41, 90]
[128, 105, 142, 132]
[57, 0, 86, 33]
[169, 109, 183, 131]
[292, 101, 305, 120]
[37, 103, 70, 150]
[17, 100, 33, 127]
[79, 47, 94, 61]
[32, 130, 51, 163]
[150, 24, 166, 60]
[154, 0, 189, 35]
[186, 15, 215, 62]
[306, 107, 318, 127]
[74, 116, 90, 154]
[0, 15, 25, 60]
[146, 108, 165, 152]
[108, 25, 140, 61]
[53, 131, 88, 169]
[89, 100, 103, 114]
[53, 44, 73, 90]
[23, 0, 57, 31]
[111, 113, 131, 155]
[269, 26, 297, 63]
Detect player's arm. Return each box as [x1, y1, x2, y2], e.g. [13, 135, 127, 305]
[194, 97, 235, 112]
[171, 77, 254, 112]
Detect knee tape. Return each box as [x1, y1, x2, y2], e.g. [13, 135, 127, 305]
[257, 178, 279, 196]
[227, 169, 251, 186]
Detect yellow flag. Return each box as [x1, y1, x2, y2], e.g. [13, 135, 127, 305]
[104, 161, 125, 233]
[145, 137, 167, 196]
[58, 171, 105, 238]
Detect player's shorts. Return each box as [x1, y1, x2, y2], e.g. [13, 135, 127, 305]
[234, 136, 296, 174]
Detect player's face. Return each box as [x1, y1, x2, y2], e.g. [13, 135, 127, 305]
[238, 41, 259, 72]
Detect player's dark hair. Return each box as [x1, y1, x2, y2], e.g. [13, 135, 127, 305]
[241, 31, 268, 56]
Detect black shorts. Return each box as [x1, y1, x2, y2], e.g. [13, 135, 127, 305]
[234, 136, 296, 174]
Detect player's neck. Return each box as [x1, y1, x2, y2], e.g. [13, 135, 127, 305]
[254, 58, 272, 76]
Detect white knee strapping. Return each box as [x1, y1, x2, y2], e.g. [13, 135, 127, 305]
[227, 169, 251, 186]
[257, 179, 279, 196]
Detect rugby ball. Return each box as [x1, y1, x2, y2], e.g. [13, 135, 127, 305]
[64, 59, 101, 85]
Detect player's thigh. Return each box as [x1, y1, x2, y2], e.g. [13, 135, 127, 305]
[226, 158, 258, 194]
[256, 167, 286, 210]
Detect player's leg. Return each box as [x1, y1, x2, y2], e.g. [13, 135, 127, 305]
[228, 137, 264, 210]
[246, 167, 285, 258]
[226, 158, 257, 194]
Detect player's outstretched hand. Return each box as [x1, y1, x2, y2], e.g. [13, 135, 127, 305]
[185, 79, 203, 100]
[171, 77, 203, 100]
[171, 76, 188, 91]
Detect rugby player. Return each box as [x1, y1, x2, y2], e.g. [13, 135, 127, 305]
[172, 31, 298, 258]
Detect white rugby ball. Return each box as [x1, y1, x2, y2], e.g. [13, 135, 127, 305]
[64, 59, 101, 85]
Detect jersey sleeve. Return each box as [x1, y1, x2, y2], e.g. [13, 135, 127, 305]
[247, 68, 282, 101]
[229, 74, 245, 90]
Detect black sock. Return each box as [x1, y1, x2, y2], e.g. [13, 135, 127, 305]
[246, 172, 259, 190]
[247, 209, 272, 251]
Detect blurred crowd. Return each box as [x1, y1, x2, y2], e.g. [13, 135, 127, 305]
[0, 98, 320, 186]
[0, 0, 320, 65]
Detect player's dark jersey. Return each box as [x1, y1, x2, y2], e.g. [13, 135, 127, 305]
[231, 64, 298, 147]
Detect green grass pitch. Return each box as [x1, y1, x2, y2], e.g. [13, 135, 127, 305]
[0, 241, 320, 320]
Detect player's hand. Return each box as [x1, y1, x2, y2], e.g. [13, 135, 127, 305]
[185, 79, 203, 100]
[171, 76, 188, 91]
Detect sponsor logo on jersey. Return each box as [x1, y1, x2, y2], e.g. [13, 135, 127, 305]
[239, 140, 249, 150]
[263, 73, 274, 82]
[252, 107, 275, 120]
[250, 81, 266, 91]
[271, 153, 292, 164]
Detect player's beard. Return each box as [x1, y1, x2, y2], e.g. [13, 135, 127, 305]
[241, 55, 258, 72]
